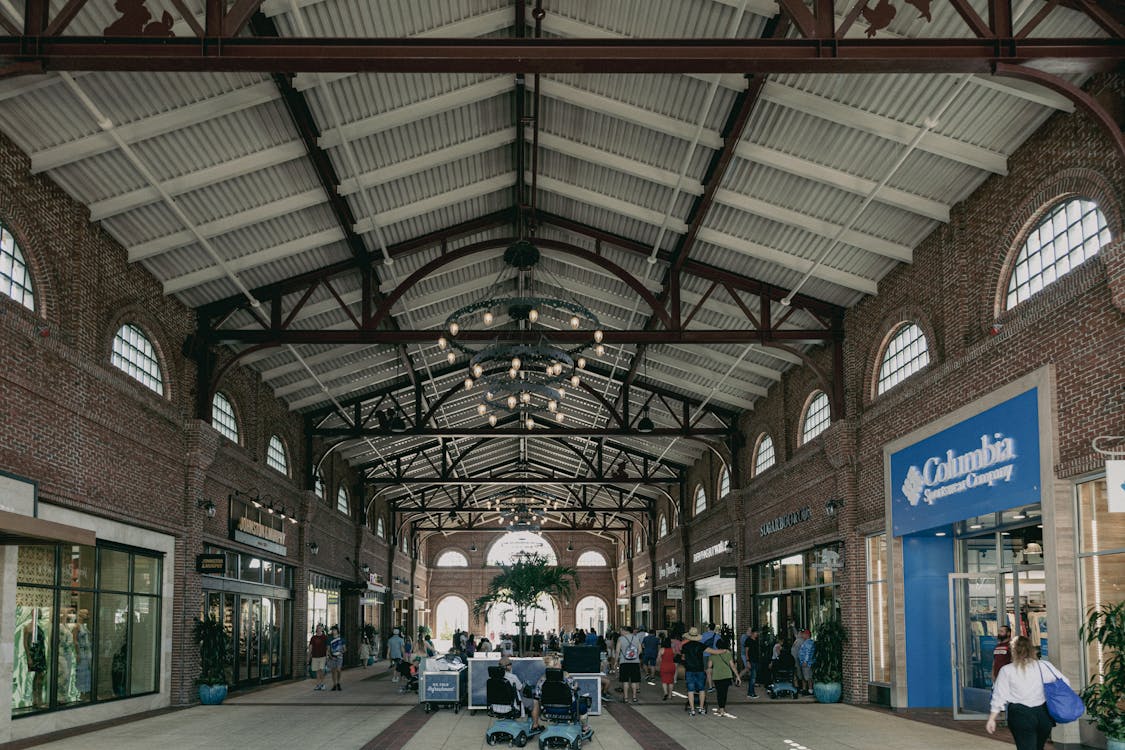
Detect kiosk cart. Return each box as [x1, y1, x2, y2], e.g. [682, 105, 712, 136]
[420, 659, 468, 714]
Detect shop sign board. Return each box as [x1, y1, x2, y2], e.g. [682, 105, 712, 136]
[233, 516, 287, 555]
[196, 553, 225, 574]
[1108, 460, 1125, 513]
[889, 387, 1040, 536]
[666, 587, 683, 599]
[636, 572, 648, 589]
[759, 507, 812, 537]
[718, 566, 737, 578]
[658, 560, 680, 579]
[691, 540, 732, 563]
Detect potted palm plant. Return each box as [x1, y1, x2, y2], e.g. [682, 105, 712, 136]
[1080, 600, 1125, 750]
[193, 614, 232, 705]
[811, 618, 847, 703]
[474, 552, 578, 656]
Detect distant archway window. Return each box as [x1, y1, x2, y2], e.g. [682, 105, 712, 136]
[877, 323, 930, 395]
[211, 392, 239, 443]
[800, 391, 831, 446]
[436, 550, 469, 567]
[376, 517, 385, 538]
[487, 532, 557, 565]
[694, 485, 706, 517]
[576, 550, 607, 567]
[0, 222, 34, 310]
[635, 534, 643, 553]
[1007, 198, 1108, 309]
[111, 323, 164, 395]
[753, 434, 776, 476]
[719, 466, 731, 498]
[266, 435, 288, 475]
[336, 486, 349, 515]
[658, 515, 668, 538]
[314, 471, 325, 499]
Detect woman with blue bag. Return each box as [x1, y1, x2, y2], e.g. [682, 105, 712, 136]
[986, 636, 1084, 750]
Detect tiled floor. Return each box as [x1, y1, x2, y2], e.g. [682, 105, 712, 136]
[18, 668, 1024, 750]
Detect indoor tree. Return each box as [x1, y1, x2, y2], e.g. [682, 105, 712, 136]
[474, 552, 579, 656]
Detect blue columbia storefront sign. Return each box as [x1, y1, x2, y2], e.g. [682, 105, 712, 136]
[890, 387, 1040, 536]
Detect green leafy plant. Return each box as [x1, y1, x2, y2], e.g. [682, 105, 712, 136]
[473, 553, 578, 656]
[811, 618, 847, 684]
[192, 615, 232, 687]
[1080, 600, 1125, 741]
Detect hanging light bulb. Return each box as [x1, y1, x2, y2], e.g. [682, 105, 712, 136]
[446, 351, 457, 364]
[520, 392, 532, 404]
[595, 344, 605, 356]
[511, 357, 521, 371]
[577, 357, 586, 370]
[485, 390, 494, 400]
[525, 417, 535, 429]
[507, 395, 518, 409]
[472, 364, 484, 378]
[449, 321, 460, 336]
[557, 387, 566, 398]
[464, 378, 474, 390]
[477, 403, 488, 416]
[488, 414, 497, 427]
[569, 315, 580, 329]
[483, 310, 494, 326]
[528, 308, 539, 323]
[547, 400, 558, 412]
[555, 412, 565, 423]
[593, 329, 604, 343]
[437, 336, 448, 350]
[508, 368, 518, 379]
[570, 374, 580, 387]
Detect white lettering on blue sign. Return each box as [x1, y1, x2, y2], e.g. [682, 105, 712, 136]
[900, 433, 1017, 507]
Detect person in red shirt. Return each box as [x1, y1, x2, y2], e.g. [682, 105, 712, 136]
[991, 625, 1012, 682]
[308, 624, 329, 691]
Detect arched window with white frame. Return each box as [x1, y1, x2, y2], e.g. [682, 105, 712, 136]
[435, 550, 469, 567]
[376, 517, 385, 538]
[111, 323, 165, 396]
[1006, 197, 1109, 309]
[576, 550, 607, 567]
[693, 485, 707, 517]
[314, 471, 325, 499]
[800, 391, 831, 446]
[266, 435, 288, 475]
[719, 466, 731, 498]
[0, 221, 35, 311]
[336, 485, 349, 516]
[211, 392, 239, 443]
[876, 322, 930, 395]
[658, 514, 668, 538]
[635, 533, 643, 553]
[753, 434, 776, 477]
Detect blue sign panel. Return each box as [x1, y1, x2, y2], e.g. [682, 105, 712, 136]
[890, 387, 1040, 536]
[422, 671, 461, 702]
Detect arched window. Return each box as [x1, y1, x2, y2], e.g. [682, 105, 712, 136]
[211, 392, 239, 443]
[719, 466, 731, 498]
[800, 391, 831, 446]
[753, 434, 776, 476]
[0, 222, 35, 311]
[877, 322, 930, 395]
[658, 515, 668, 538]
[314, 471, 325, 499]
[376, 517, 385, 538]
[336, 485, 349, 515]
[401, 535, 409, 555]
[266, 435, 288, 475]
[487, 531, 557, 565]
[435, 550, 469, 567]
[111, 323, 165, 395]
[694, 485, 707, 517]
[635, 534, 643, 553]
[1007, 197, 1109, 309]
[576, 550, 607, 567]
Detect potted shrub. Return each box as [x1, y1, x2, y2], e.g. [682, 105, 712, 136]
[193, 615, 232, 705]
[1080, 601, 1125, 750]
[811, 618, 847, 704]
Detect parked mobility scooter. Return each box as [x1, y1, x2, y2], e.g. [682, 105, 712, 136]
[485, 665, 542, 747]
[536, 668, 593, 750]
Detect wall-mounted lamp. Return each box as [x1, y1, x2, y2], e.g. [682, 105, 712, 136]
[196, 499, 217, 518]
[825, 498, 844, 518]
[307, 541, 320, 556]
[361, 563, 371, 576]
[469, 543, 477, 552]
[566, 540, 574, 552]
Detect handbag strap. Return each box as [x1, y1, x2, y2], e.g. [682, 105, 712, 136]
[1037, 661, 1060, 684]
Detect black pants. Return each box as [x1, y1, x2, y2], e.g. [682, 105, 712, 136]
[1007, 702, 1053, 750]
[714, 678, 732, 709]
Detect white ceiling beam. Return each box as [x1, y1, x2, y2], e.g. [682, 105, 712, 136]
[533, 174, 690, 234]
[538, 79, 724, 150]
[646, 352, 769, 398]
[32, 81, 279, 173]
[761, 82, 1009, 175]
[735, 142, 950, 222]
[967, 75, 1073, 112]
[339, 130, 515, 196]
[318, 77, 510, 149]
[711, 188, 914, 262]
[533, 131, 705, 197]
[162, 227, 345, 294]
[89, 142, 307, 221]
[260, 344, 373, 379]
[696, 227, 879, 295]
[352, 174, 516, 235]
[664, 343, 783, 381]
[128, 187, 325, 261]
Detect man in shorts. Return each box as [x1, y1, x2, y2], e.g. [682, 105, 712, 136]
[616, 625, 642, 703]
[326, 625, 346, 691]
[681, 627, 708, 716]
[641, 629, 661, 683]
[308, 624, 328, 690]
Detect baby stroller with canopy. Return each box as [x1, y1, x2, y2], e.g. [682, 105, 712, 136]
[536, 668, 593, 750]
[484, 666, 542, 747]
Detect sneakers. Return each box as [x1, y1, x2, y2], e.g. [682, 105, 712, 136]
[632, 698, 639, 703]
[688, 709, 696, 716]
[314, 684, 325, 691]
[747, 693, 758, 699]
[662, 695, 669, 701]
[707, 687, 716, 693]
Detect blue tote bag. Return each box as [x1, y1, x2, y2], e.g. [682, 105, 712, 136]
[1038, 663, 1085, 723]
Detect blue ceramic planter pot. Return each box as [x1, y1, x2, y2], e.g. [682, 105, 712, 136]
[1106, 737, 1125, 750]
[198, 684, 228, 705]
[813, 682, 842, 703]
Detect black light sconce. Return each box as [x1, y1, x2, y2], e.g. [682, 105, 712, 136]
[196, 498, 217, 518]
[636, 407, 655, 433]
[469, 543, 477, 552]
[307, 541, 320, 556]
[361, 563, 371, 576]
[825, 498, 844, 518]
[566, 540, 574, 552]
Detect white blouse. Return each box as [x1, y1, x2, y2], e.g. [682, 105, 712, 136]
[990, 659, 1071, 714]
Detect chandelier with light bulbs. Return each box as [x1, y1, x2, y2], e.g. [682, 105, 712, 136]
[436, 240, 605, 428]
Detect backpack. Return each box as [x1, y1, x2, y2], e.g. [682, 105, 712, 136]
[623, 636, 639, 660]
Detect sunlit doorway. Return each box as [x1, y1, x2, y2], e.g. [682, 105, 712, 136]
[435, 595, 469, 653]
[574, 596, 607, 635]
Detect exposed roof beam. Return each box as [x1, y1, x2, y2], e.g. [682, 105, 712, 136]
[533, 131, 705, 196]
[353, 174, 516, 235]
[664, 343, 783, 381]
[31, 80, 279, 173]
[646, 352, 769, 398]
[534, 174, 689, 233]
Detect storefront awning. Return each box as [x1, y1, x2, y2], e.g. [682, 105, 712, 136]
[0, 509, 96, 546]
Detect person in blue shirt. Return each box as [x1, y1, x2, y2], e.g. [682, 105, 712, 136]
[797, 630, 816, 696]
[327, 625, 346, 691]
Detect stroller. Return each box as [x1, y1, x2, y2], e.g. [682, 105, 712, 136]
[397, 658, 419, 694]
[484, 666, 542, 747]
[536, 668, 593, 750]
[767, 654, 799, 700]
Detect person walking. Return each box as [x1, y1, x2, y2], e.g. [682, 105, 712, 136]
[986, 636, 1070, 750]
[657, 635, 676, 700]
[387, 628, 405, 682]
[641, 629, 661, 683]
[616, 625, 643, 703]
[681, 627, 708, 716]
[992, 625, 1013, 682]
[705, 636, 741, 716]
[743, 627, 760, 698]
[326, 625, 346, 691]
[308, 624, 328, 691]
[797, 630, 815, 696]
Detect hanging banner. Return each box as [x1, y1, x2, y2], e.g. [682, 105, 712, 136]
[1108, 460, 1125, 513]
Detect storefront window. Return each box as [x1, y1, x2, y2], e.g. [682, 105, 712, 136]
[866, 534, 892, 684]
[1077, 477, 1124, 682]
[13, 543, 162, 717]
[754, 544, 841, 638]
[307, 573, 342, 633]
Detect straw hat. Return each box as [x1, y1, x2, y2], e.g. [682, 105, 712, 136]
[684, 627, 702, 641]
